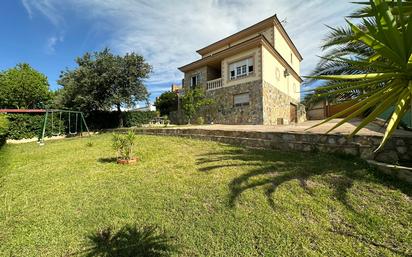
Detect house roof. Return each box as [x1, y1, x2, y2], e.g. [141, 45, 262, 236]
[178, 35, 302, 83]
[196, 15, 303, 61]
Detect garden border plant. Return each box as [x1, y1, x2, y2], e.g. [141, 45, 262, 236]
[112, 131, 138, 164]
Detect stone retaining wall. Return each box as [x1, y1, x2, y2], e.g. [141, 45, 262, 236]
[134, 128, 412, 164]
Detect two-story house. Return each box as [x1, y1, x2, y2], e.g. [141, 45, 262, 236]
[178, 15, 306, 125]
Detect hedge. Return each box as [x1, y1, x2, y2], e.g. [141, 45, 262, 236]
[0, 114, 9, 146]
[4, 111, 157, 140]
[6, 113, 65, 140]
[123, 111, 158, 127]
[86, 111, 157, 129]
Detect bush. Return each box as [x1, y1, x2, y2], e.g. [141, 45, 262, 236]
[86, 111, 120, 130]
[0, 114, 9, 146]
[7, 114, 45, 140]
[112, 131, 136, 160]
[6, 113, 65, 140]
[195, 117, 204, 125]
[123, 111, 157, 127]
[4, 111, 157, 140]
[86, 111, 157, 129]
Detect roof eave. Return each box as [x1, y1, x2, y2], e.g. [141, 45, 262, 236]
[179, 36, 302, 83]
[179, 35, 263, 72]
[196, 15, 276, 56]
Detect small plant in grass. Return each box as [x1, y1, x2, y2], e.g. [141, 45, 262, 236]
[85, 141, 94, 147]
[195, 116, 204, 125]
[162, 115, 170, 127]
[164, 119, 170, 127]
[112, 131, 137, 164]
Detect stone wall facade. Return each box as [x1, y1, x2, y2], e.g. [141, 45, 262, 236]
[183, 67, 208, 91]
[181, 65, 306, 125]
[205, 80, 264, 124]
[262, 80, 306, 125]
[183, 66, 220, 92]
[200, 79, 306, 125]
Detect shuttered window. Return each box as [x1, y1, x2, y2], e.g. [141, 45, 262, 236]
[229, 58, 253, 80]
[233, 93, 250, 107]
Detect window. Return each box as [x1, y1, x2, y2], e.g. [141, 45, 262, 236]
[229, 57, 253, 80]
[233, 93, 250, 107]
[290, 53, 293, 65]
[190, 74, 200, 88]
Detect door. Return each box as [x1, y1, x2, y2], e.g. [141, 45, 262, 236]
[290, 103, 297, 123]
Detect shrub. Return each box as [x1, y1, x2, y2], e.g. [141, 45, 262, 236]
[4, 111, 157, 140]
[123, 111, 157, 127]
[86, 111, 157, 129]
[163, 115, 170, 127]
[112, 131, 136, 160]
[195, 117, 204, 125]
[154, 91, 178, 116]
[0, 114, 9, 146]
[6, 113, 65, 140]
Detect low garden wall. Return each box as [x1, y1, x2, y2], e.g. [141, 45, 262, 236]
[134, 127, 412, 164]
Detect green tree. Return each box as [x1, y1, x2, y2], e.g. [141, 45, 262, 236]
[154, 91, 178, 116]
[0, 63, 51, 109]
[58, 48, 152, 126]
[306, 0, 412, 150]
[181, 88, 213, 124]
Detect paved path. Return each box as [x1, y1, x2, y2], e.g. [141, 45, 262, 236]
[167, 119, 412, 138]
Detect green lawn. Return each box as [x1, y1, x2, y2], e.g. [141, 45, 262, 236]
[0, 134, 411, 256]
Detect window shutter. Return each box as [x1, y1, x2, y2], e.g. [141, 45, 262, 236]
[234, 93, 250, 106]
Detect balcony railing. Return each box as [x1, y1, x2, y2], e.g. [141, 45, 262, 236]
[206, 78, 223, 91]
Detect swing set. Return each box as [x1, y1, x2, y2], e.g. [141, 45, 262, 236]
[38, 109, 90, 145]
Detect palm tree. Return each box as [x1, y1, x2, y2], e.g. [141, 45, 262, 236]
[306, 0, 412, 151]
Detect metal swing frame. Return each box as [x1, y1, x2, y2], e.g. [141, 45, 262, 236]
[38, 109, 90, 145]
[50, 111, 63, 136]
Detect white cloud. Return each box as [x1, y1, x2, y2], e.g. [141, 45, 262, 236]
[21, 0, 63, 26]
[45, 35, 64, 54]
[22, 0, 357, 86]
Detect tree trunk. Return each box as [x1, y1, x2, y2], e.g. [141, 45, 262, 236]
[117, 104, 123, 128]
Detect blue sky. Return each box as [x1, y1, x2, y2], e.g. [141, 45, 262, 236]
[0, 0, 357, 103]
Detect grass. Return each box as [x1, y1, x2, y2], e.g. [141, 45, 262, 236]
[0, 134, 411, 256]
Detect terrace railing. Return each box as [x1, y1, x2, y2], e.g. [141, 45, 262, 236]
[206, 78, 223, 91]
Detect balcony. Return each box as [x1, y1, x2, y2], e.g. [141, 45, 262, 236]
[206, 78, 223, 91]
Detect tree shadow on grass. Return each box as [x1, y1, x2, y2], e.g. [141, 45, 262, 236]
[72, 224, 178, 257]
[329, 225, 410, 256]
[197, 148, 412, 255]
[196, 148, 412, 210]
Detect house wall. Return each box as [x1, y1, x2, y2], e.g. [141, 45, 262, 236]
[221, 47, 262, 88]
[274, 26, 300, 73]
[262, 80, 306, 125]
[183, 66, 206, 90]
[204, 80, 264, 124]
[183, 65, 224, 91]
[181, 24, 305, 126]
[202, 27, 274, 58]
[261, 46, 300, 102]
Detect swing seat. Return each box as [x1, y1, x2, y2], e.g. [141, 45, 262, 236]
[38, 109, 90, 145]
[68, 113, 79, 135]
